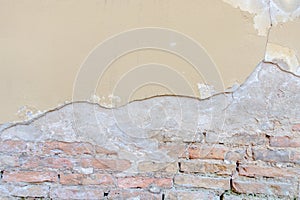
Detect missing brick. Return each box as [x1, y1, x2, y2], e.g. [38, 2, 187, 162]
[103, 191, 109, 197]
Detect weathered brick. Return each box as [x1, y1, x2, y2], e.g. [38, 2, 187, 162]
[232, 177, 296, 197]
[0, 184, 49, 198]
[60, 173, 114, 186]
[0, 140, 27, 153]
[117, 177, 172, 189]
[22, 156, 73, 169]
[253, 149, 290, 163]
[180, 160, 235, 175]
[206, 132, 267, 146]
[0, 155, 19, 167]
[50, 186, 104, 199]
[95, 145, 117, 155]
[42, 141, 94, 155]
[174, 174, 230, 190]
[80, 158, 131, 171]
[238, 164, 295, 178]
[108, 189, 161, 199]
[292, 124, 300, 131]
[158, 143, 187, 158]
[166, 189, 219, 200]
[224, 149, 246, 162]
[138, 161, 178, 173]
[290, 151, 300, 164]
[270, 136, 300, 147]
[188, 144, 228, 160]
[3, 171, 57, 183]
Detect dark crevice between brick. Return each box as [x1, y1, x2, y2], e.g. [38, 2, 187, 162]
[57, 174, 60, 182]
[162, 193, 165, 200]
[103, 191, 109, 197]
[0, 170, 3, 179]
[219, 191, 225, 200]
[236, 161, 240, 173]
[178, 162, 183, 173]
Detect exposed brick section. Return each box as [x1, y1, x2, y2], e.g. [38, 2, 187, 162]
[3, 171, 57, 183]
[174, 174, 230, 190]
[117, 177, 172, 189]
[270, 136, 300, 147]
[188, 144, 228, 160]
[232, 178, 296, 197]
[180, 160, 235, 175]
[1, 65, 300, 200]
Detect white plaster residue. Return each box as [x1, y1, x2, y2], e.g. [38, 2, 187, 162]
[197, 83, 216, 99]
[222, 0, 271, 36]
[16, 105, 43, 121]
[222, 0, 300, 36]
[89, 94, 121, 108]
[265, 43, 300, 74]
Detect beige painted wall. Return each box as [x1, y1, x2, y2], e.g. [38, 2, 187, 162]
[0, 0, 270, 123]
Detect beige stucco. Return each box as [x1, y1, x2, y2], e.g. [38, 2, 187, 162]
[2, 0, 296, 123]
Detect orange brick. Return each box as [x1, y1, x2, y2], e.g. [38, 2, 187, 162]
[3, 171, 57, 183]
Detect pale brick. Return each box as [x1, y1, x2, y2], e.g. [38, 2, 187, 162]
[174, 174, 230, 190]
[180, 160, 235, 175]
[117, 177, 172, 189]
[232, 177, 296, 197]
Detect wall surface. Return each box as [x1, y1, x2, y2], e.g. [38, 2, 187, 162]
[0, 62, 299, 199]
[1, 0, 300, 199]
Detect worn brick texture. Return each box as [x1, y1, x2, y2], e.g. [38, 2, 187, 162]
[0, 63, 299, 199]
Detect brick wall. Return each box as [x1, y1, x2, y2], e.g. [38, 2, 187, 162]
[0, 63, 299, 199]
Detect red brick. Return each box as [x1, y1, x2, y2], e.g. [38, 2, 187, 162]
[232, 178, 296, 197]
[180, 160, 235, 175]
[253, 149, 290, 163]
[270, 136, 300, 147]
[117, 177, 172, 189]
[0, 140, 27, 153]
[174, 174, 230, 190]
[238, 164, 295, 178]
[42, 141, 93, 155]
[81, 158, 130, 171]
[292, 124, 300, 131]
[188, 144, 228, 160]
[22, 157, 73, 169]
[3, 171, 57, 183]
[60, 173, 114, 186]
[50, 186, 104, 199]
